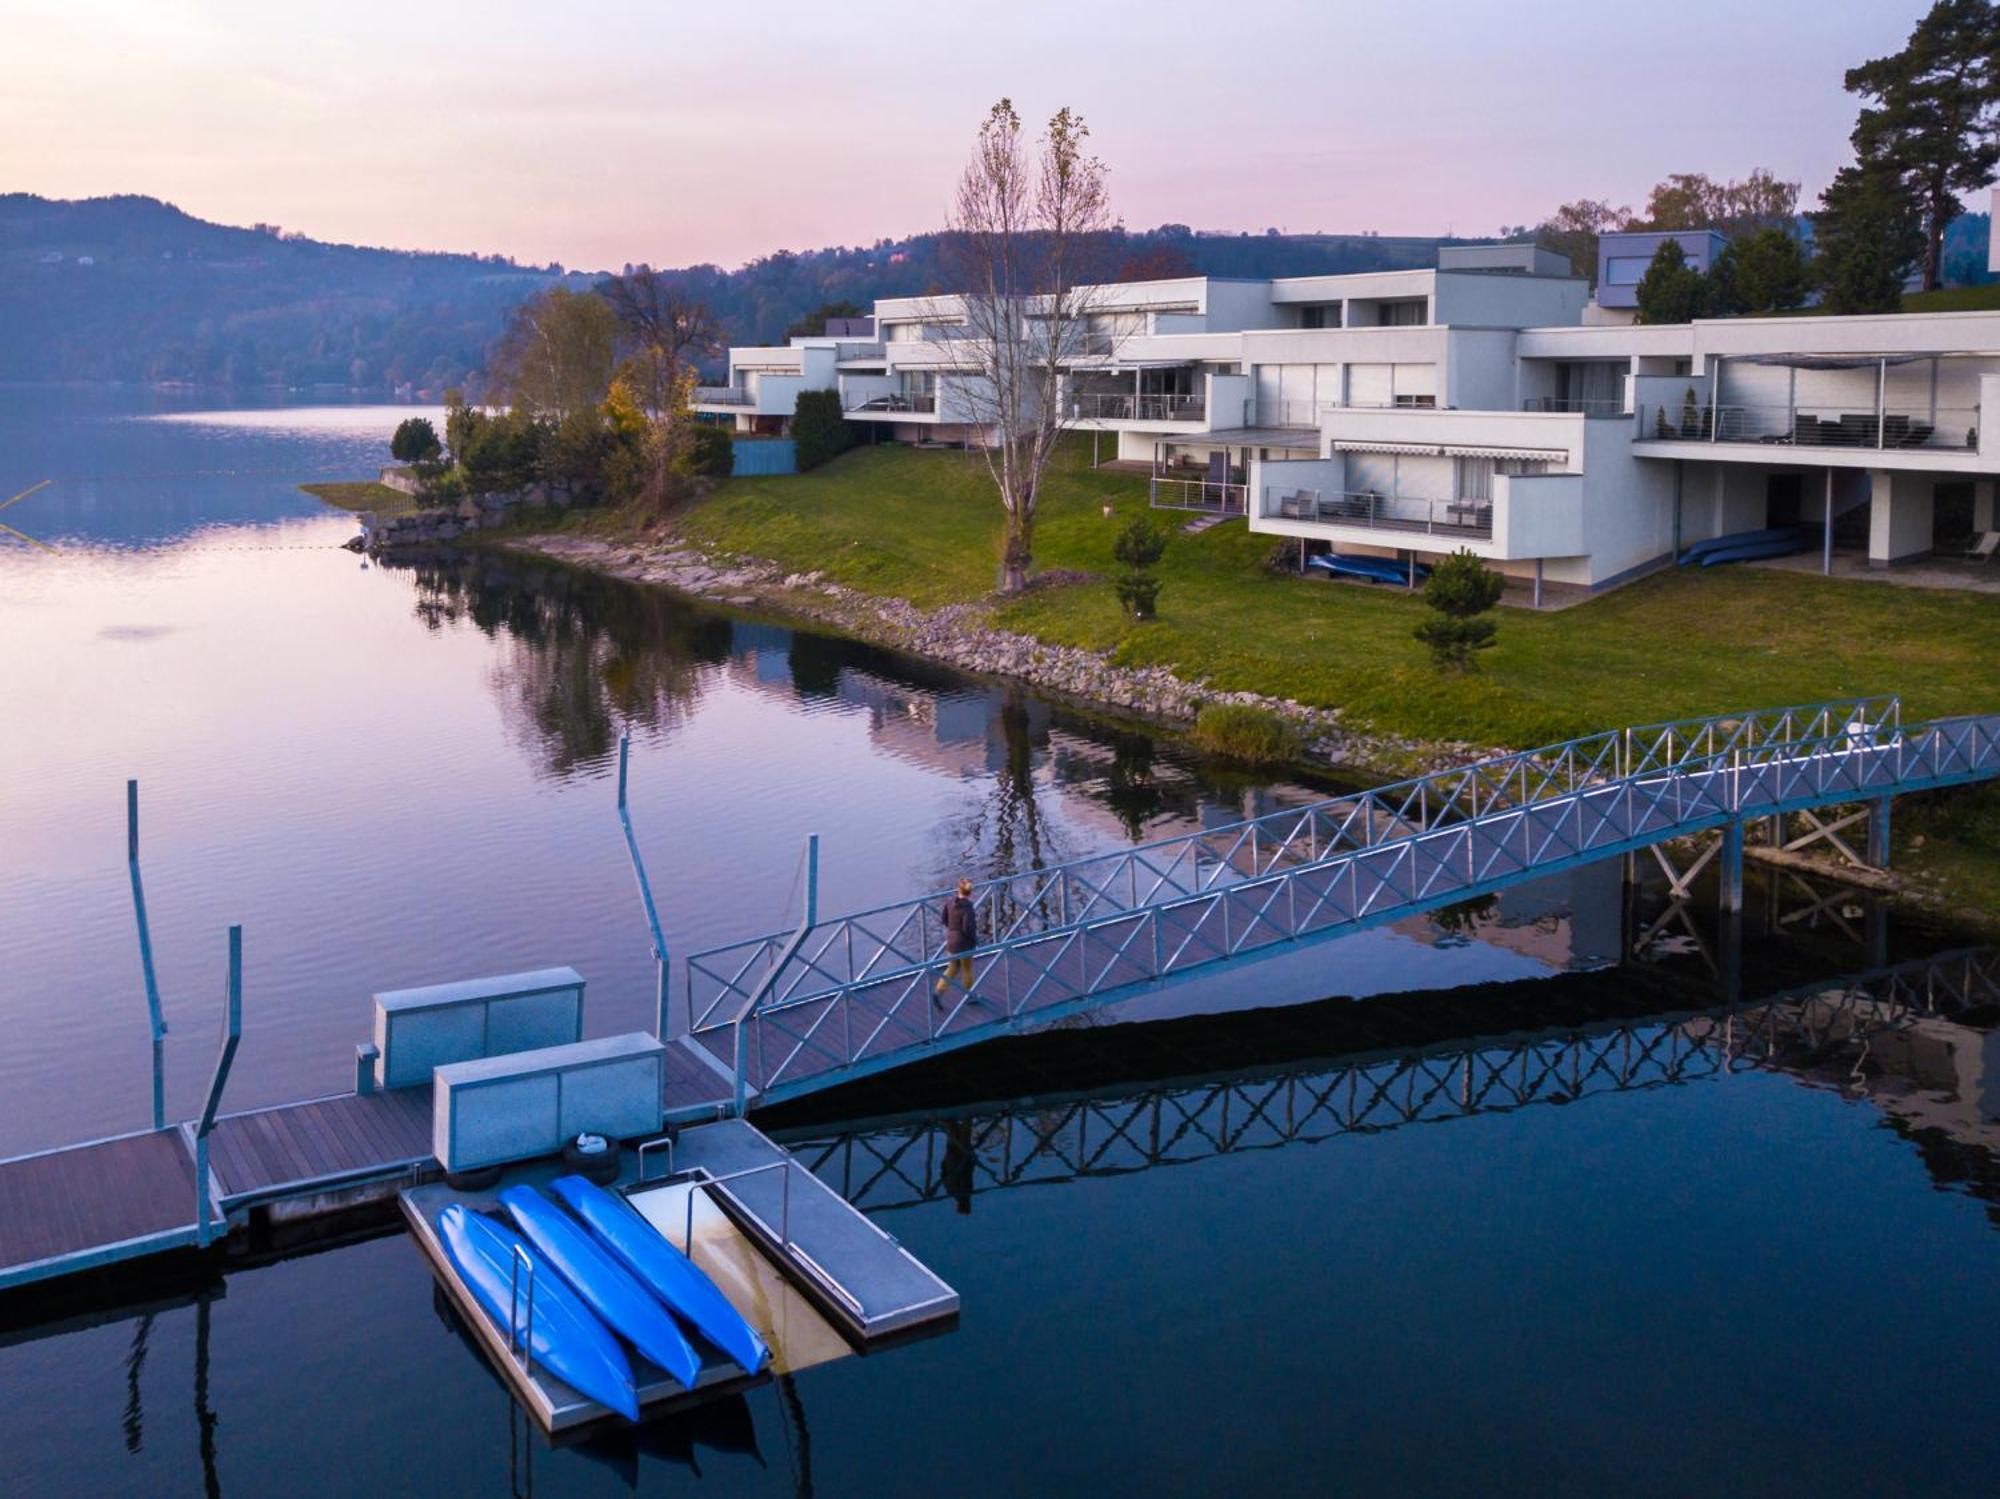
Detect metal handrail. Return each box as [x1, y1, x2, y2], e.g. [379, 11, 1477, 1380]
[688, 697, 1907, 1033]
[694, 387, 753, 405]
[674, 1160, 794, 1258]
[1148, 476, 1245, 513]
[507, 1244, 537, 1382]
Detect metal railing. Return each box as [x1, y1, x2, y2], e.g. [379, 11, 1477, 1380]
[1266, 487, 1493, 540]
[1148, 476, 1245, 513]
[694, 386, 753, 406]
[1639, 401, 1979, 452]
[1522, 396, 1626, 416]
[1070, 392, 1206, 422]
[847, 391, 937, 414]
[688, 699, 2000, 1103]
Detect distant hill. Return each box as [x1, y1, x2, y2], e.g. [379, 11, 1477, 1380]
[0, 195, 1464, 392]
[0, 194, 579, 391]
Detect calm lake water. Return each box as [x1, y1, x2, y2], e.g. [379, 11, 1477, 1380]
[1, 386, 1996, 1496]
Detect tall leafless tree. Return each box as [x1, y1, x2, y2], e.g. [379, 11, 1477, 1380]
[936, 100, 1115, 594]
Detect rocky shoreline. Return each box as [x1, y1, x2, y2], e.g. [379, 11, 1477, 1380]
[505, 533, 1487, 776]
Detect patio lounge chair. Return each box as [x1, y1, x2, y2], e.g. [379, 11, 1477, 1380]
[1965, 531, 2000, 562]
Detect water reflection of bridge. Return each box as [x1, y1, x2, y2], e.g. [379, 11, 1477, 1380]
[777, 949, 2000, 1218]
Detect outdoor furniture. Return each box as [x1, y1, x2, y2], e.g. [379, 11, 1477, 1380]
[1965, 531, 2000, 562]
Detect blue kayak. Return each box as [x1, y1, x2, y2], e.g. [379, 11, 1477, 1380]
[1699, 535, 1812, 567]
[499, 1185, 702, 1391]
[435, 1203, 640, 1421]
[1678, 526, 1805, 565]
[552, 1175, 772, 1376]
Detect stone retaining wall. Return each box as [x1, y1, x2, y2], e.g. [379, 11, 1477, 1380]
[356, 484, 562, 552]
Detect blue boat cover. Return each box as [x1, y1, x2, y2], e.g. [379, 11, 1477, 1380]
[436, 1203, 639, 1421]
[552, 1175, 772, 1376]
[500, 1185, 702, 1391]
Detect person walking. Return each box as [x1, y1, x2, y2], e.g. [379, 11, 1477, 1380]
[934, 878, 979, 1005]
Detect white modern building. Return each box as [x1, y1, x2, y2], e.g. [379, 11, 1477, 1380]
[695, 239, 2000, 597]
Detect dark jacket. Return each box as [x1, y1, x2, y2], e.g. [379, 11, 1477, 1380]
[941, 895, 978, 954]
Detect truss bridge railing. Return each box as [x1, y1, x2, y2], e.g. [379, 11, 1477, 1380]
[687, 696, 2000, 1105]
[778, 948, 2000, 1213]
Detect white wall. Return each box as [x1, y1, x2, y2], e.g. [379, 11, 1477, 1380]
[1432, 273, 1588, 329]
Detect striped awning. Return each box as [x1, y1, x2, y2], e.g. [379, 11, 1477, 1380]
[1332, 439, 1570, 462]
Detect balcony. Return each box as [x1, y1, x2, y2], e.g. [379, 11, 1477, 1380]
[1070, 392, 1206, 423]
[1264, 487, 1492, 541]
[1521, 397, 1626, 418]
[846, 391, 938, 415]
[694, 386, 752, 406]
[1639, 400, 1979, 453]
[1149, 475, 1246, 515]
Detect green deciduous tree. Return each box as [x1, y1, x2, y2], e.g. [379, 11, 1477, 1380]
[1710, 227, 1812, 314]
[1813, 161, 1926, 314]
[1414, 549, 1505, 671]
[1111, 514, 1168, 618]
[1844, 0, 1999, 292]
[390, 416, 441, 464]
[1634, 239, 1712, 324]
[486, 286, 618, 421]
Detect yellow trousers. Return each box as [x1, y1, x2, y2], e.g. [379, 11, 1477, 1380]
[935, 955, 975, 992]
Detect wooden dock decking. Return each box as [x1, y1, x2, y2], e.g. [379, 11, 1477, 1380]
[202, 1086, 436, 1209]
[0, 1129, 201, 1287]
[0, 1041, 749, 1294]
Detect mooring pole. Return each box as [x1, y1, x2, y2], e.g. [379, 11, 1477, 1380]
[616, 736, 672, 1038]
[194, 925, 243, 1248]
[127, 779, 169, 1131]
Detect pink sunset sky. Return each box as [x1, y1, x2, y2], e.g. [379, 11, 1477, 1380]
[1, 0, 1939, 272]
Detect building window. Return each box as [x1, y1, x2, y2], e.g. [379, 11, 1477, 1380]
[1301, 304, 1343, 329]
[1392, 393, 1437, 408]
[1604, 257, 1650, 287]
[1379, 299, 1426, 326]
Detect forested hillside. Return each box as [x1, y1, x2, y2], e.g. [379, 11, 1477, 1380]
[0, 196, 1452, 392]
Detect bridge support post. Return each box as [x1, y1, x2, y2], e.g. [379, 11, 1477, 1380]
[1867, 795, 1892, 869]
[1718, 818, 1744, 914]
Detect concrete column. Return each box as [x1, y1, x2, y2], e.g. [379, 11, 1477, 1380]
[1975, 478, 1996, 535]
[1866, 470, 1935, 568]
[1868, 794, 1893, 868]
[1719, 818, 1744, 913]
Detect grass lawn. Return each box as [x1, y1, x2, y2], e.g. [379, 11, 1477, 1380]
[1903, 283, 2000, 314]
[301, 480, 421, 515]
[671, 439, 2000, 750]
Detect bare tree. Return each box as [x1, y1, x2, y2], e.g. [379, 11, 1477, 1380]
[936, 100, 1114, 594]
[600, 267, 724, 419]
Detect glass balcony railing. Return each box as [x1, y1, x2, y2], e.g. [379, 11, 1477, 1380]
[1264, 487, 1493, 540]
[1639, 401, 1979, 452]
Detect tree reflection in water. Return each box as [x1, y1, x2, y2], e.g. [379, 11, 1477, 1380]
[400, 551, 732, 778]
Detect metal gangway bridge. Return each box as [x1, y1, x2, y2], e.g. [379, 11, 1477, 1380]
[683, 696, 2000, 1112]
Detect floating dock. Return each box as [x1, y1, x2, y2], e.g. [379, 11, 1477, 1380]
[402, 1119, 957, 1432]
